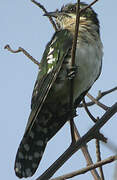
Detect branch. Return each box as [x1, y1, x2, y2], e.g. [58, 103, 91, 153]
[31, 0, 58, 31]
[72, 121, 101, 180]
[4, 44, 40, 67]
[96, 140, 105, 180]
[51, 155, 117, 180]
[87, 93, 109, 111]
[82, 98, 97, 123]
[78, 86, 117, 108]
[36, 103, 117, 180]
[80, 0, 99, 13]
[69, 0, 81, 143]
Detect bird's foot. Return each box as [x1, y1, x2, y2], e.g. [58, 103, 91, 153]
[67, 65, 78, 80]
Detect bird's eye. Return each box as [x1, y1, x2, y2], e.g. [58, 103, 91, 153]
[70, 6, 75, 12]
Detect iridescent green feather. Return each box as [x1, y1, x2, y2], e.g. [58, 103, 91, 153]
[25, 29, 73, 134]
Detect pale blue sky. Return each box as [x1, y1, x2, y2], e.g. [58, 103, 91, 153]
[1, 0, 117, 180]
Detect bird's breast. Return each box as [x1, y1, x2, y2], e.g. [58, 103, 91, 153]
[48, 39, 103, 105]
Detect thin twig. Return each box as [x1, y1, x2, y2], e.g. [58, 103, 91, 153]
[72, 121, 101, 180]
[31, 0, 58, 31]
[82, 99, 107, 143]
[80, 0, 99, 13]
[36, 103, 117, 180]
[87, 93, 109, 111]
[51, 155, 117, 180]
[69, 0, 81, 144]
[79, 86, 117, 108]
[82, 98, 97, 123]
[97, 87, 117, 99]
[96, 140, 105, 180]
[4, 44, 40, 67]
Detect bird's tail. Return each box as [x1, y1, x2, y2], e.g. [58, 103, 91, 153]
[14, 115, 48, 178]
[14, 105, 71, 178]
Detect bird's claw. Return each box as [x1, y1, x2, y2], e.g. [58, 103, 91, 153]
[67, 65, 78, 80]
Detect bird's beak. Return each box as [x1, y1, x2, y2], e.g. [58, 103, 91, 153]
[44, 11, 65, 18]
[44, 11, 59, 18]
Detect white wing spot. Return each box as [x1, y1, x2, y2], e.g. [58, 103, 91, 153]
[48, 47, 54, 54]
[47, 66, 54, 74]
[48, 57, 56, 64]
[47, 47, 56, 64]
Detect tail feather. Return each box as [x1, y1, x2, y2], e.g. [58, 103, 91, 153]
[14, 119, 47, 178]
[14, 105, 72, 178]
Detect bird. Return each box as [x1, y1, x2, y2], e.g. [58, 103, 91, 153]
[14, 2, 103, 178]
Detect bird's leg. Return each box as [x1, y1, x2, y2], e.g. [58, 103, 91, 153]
[66, 64, 78, 143]
[67, 65, 78, 80]
[67, 107, 77, 144]
[67, 64, 78, 143]
[69, 119, 77, 144]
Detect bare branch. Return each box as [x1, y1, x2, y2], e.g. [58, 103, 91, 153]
[80, 0, 99, 13]
[36, 103, 117, 180]
[82, 98, 97, 123]
[4, 44, 40, 67]
[97, 87, 117, 99]
[72, 121, 101, 180]
[69, 0, 81, 143]
[31, 0, 58, 31]
[87, 93, 109, 111]
[79, 86, 117, 108]
[96, 140, 105, 180]
[51, 155, 117, 180]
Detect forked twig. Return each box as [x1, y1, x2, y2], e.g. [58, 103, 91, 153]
[78, 86, 117, 108]
[87, 93, 109, 111]
[82, 98, 97, 123]
[4, 44, 40, 67]
[82, 99, 107, 143]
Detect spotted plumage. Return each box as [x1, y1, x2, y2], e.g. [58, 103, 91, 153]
[14, 2, 103, 178]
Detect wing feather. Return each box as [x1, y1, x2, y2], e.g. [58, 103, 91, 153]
[25, 29, 73, 134]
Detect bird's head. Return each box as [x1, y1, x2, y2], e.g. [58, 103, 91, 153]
[44, 2, 99, 33]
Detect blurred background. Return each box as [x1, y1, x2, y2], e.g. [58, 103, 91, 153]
[1, 0, 117, 179]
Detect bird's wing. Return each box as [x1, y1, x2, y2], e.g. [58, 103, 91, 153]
[25, 29, 73, 134]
